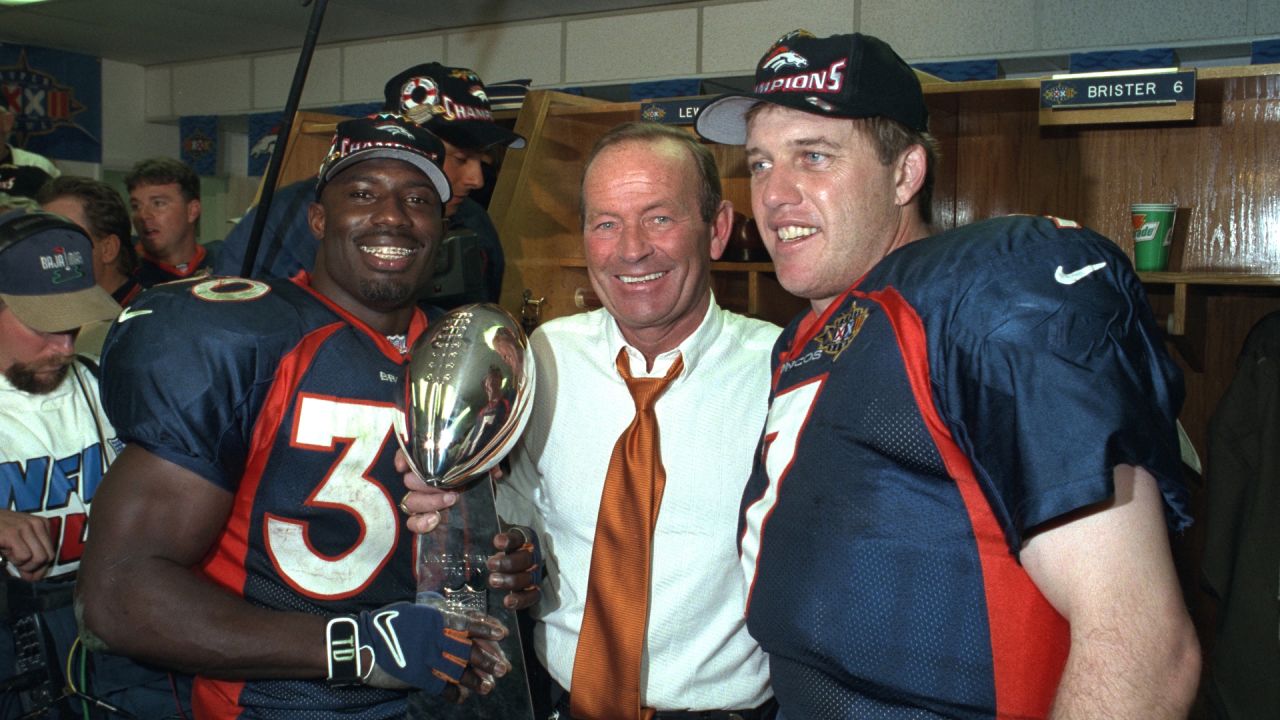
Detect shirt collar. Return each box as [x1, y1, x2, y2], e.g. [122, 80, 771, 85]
[603, 291, 723, 381]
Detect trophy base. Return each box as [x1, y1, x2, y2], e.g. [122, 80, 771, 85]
[409, 485, 536, 719]
[416, 586, 488, 616]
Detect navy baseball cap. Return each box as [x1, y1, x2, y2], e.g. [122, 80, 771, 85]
[0, 209, 121, 333]
[695, 29, 928, 144]
[316, 113, 452, 202]
[383, 63, 526, 150]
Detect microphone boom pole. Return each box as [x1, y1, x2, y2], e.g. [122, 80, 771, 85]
[239, 0, 330, 278]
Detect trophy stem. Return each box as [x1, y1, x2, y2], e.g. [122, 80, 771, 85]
[409, 479, 536, 719]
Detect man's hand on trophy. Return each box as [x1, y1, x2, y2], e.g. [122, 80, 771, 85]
[441, 634, 510, 704]
[331, 601, 511, 698]
[488, 526, 543, 610]
[395, 448, 459, 534]
[425, 599, 514, 703]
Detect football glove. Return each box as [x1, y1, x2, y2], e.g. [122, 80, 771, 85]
[326, 601, 470, 693]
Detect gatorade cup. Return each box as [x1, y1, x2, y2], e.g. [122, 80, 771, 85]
[1131, 203, 1178, 271]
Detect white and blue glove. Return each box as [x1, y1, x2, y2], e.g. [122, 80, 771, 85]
[326, 601, 507, 694]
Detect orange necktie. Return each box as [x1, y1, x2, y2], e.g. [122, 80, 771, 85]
[570, 348, 685, 720]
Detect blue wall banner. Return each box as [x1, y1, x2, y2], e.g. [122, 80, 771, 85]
[0, 44, 101, 163]
[1068, 48, 1177, 73]
[630, 79, 701, 100]
[180, 115, 218, 176]
[247, 112, 284, 177]
[1253, 38, 1280, 64]
[913, 60, 1001, 82]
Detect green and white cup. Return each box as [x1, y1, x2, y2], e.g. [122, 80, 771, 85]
[1131, 203, 1178, 271]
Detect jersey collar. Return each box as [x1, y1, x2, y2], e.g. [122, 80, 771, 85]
[291, 272, 427, 362]
[136, 242, 207, 277]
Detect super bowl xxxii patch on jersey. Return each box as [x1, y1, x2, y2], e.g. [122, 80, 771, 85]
[817, 302, 870, 361]
[191, 277, 272, 302]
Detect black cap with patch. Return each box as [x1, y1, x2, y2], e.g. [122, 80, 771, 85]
[695, 30, 928, 145]
[382, 63, 526, 151]
[0, 164, 53, 201]
[315, 113, 452, 202]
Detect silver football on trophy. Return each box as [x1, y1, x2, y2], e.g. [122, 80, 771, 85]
[396, 303, 535, 488]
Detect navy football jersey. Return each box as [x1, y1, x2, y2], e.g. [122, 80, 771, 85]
[134, 242, 215, 288]
[101, 274, 429, 719]
[739, 216, 1188, 719]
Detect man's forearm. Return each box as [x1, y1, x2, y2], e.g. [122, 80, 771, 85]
[1048, 602, 1200, 718]
[78, 555, 328, 679]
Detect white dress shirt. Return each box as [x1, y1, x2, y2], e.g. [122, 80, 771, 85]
[497, 294, 780, 710]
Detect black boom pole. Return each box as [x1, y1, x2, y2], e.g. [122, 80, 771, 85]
[239, 0, 329, 279]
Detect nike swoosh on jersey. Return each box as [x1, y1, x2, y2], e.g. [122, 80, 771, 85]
[116, 307, 154, 323]
[1054, 262, 1107, 285]
[372, 610, 407, 668]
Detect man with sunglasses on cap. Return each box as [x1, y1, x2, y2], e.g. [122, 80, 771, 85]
[695, 30, 1199, 719]
[0, 210, 186, 718]
[216, 63, 524, 307]
[77, 114, 535, 719]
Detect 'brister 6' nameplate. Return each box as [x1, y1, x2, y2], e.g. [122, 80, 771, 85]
[1040, 69, 1196, 109]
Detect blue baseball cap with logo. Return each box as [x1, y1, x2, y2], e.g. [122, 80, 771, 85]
[0, 209, 121, 333]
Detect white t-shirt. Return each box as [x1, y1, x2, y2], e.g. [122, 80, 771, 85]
[0, 361, 117, 578]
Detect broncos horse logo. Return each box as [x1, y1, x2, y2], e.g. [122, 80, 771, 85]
[375, 123, 417, 140]
[250, 131, 278, 158]
[762, 48, 808, 72]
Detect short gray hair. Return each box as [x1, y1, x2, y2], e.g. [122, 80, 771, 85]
[580, 121, 722, 226]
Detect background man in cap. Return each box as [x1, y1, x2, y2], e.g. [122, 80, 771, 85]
[0, 210, 184, 718]
[696, 30, 1199, 719]
[77, 114, 535, 719]
[38, 176, 141, 307]
[38, 176, 143, 355]
[216, 63, 524, 307]
[0, 210, 120, 581]
[384, 62, 525, 306]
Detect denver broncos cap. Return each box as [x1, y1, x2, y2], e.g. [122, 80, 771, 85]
[383, 63, 526, 150]
[0, 209, 121, 333]
[315, 113, 452, 203]
[695, 29, 928, 145]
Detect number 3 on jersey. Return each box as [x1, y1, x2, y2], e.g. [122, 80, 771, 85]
[265, 394, 401, 599]
[740, 376, 823, 605]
